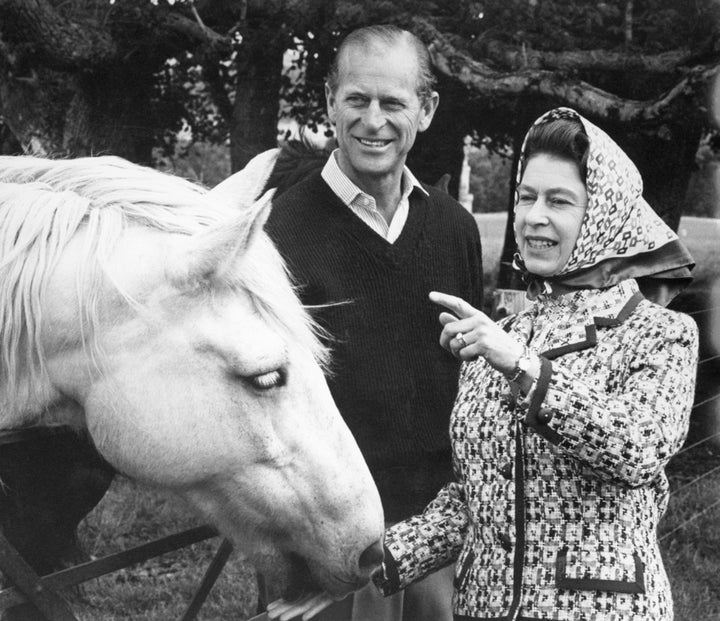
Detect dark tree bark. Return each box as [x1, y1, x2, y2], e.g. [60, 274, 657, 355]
[476, 39, 699, 74]
[0, 0, 232, 159]
[230, 28, 286, 172]
[426, 33, 718, 126]
[407, 74, 467, 197]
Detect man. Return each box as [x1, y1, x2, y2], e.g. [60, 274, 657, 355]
[265, 24, 483, 621]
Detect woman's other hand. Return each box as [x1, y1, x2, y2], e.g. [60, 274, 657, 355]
[267, 593, 336, 620]
[429, 291, 524, 375]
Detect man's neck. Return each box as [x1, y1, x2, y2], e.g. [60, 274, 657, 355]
[351, 169, 405, 224]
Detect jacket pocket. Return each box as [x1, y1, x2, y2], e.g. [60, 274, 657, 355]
[453, 548, 476, 590]
[555, 544, 645, 594]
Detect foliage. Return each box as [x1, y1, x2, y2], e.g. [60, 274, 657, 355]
[152, 50, 236, 145]
[152, 136, 231, 186]
[466, 145, 512, 213]
[276, 0, 720, 131]
[470, 0, 717, 52]
[3, 0, 720, 162]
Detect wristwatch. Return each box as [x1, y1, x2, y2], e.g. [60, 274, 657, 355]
[507, 346, 532, 383]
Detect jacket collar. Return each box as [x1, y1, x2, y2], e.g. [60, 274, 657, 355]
[513, 279, 644, 360]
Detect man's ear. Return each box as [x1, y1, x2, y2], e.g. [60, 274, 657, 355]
[418, 91, 440, 132]
[325, 82, 337, 124]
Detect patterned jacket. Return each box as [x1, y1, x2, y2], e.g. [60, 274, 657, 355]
[377, 279, 698, 620]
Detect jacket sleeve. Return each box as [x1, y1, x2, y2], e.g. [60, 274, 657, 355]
[522, 309, 698, 487]
[374, 481, 470, 596]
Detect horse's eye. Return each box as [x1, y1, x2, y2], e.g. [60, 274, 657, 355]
[250, 370, 285, 390]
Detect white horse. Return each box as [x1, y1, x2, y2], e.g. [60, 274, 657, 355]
[0, 154, 384, 599]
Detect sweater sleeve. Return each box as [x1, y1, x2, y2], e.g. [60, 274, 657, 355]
[522, 309, 698, 487]
[467, 217, 484, 311]
[373, 481, 470, 596]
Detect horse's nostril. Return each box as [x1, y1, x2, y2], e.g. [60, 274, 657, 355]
[358, 539, 384, 573]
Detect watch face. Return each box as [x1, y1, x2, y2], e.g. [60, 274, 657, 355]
[518, 355, 531, 373]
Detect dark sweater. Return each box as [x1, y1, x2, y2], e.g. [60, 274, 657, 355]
[266, 171, 483, 520]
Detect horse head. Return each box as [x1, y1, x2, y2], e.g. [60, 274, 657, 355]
[0, 156, 384, 598]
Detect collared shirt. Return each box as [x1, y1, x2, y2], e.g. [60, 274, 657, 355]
[321, 149, 428, 243]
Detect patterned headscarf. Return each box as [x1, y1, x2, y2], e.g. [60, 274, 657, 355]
[513, 107, 693, 304]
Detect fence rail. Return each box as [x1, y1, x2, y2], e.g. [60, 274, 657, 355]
[0, 525, 225, 621]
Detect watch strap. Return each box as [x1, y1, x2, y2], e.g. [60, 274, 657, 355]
[507, 345, 531, 383]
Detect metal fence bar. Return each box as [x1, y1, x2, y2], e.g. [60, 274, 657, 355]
[0, 525, 218, 612]
[180, 538, 233, 621]
[0, 529, 78, 621]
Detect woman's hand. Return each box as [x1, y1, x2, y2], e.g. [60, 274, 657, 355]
[266, 593, 335, 620]
[429, 291, 525, 376]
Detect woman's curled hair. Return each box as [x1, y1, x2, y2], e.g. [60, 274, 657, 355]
[523, 118, 590, 182]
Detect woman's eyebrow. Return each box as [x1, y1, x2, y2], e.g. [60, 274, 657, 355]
[518, 183, 582, 199]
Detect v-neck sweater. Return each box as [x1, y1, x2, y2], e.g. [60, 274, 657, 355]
[266, 171, 483, 520]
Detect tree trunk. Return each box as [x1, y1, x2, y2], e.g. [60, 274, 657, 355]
[230, 29, 286, 172]
[407, 75, 467, 197]
[0, 65, 68, 155]
[0, 62, 158, 161]
[612, 121, 702, 231]
[76, 68, 158, 164]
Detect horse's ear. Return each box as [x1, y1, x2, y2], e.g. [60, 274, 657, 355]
[433, 173, 451, 194]
[170, 189, 275, 288]
[209, 148, 279, 207]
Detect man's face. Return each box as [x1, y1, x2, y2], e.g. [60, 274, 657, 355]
[325, 41, 438, 189]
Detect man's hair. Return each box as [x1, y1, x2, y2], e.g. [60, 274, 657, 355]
[523, 118, 590, 182]
[326, 25, 436, 102]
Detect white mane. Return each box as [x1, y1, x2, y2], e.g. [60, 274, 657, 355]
[0, 155, 325, 425]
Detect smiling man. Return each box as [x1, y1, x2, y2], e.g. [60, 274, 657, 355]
[265, 24, 484, 621]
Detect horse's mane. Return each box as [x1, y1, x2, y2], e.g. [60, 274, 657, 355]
[0, 155, 325, 422]
[263, 138, 335, 198]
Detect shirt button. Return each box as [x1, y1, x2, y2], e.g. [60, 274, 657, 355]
[499, 462, 513, 480]
[497, 532, 513, 552]
[537, 408, 553, 424]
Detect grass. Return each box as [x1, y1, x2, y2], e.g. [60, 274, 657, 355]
[662, 442, 720, 620]
[71, 480, 259, 620]
[51, 437, 720, 621]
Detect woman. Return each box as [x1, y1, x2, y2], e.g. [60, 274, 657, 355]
[268, 108, 698, 621]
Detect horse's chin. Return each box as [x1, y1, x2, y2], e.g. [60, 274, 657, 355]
[282, 553, 324, 600]
[251, 547, 362, 600]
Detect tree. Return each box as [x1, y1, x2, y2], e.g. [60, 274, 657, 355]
[3, 0, 719, 217]
[0, 0, 342, 168]
[0, 0, 238, 162]
[402, 0, 720, 289]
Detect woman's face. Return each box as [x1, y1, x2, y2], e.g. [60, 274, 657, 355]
[514, 153, 588, 278]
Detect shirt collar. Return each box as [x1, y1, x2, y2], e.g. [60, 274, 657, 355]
[321, 149, 428, 208]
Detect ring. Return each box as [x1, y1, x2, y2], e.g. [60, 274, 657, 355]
[456, 332, 467, 347]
